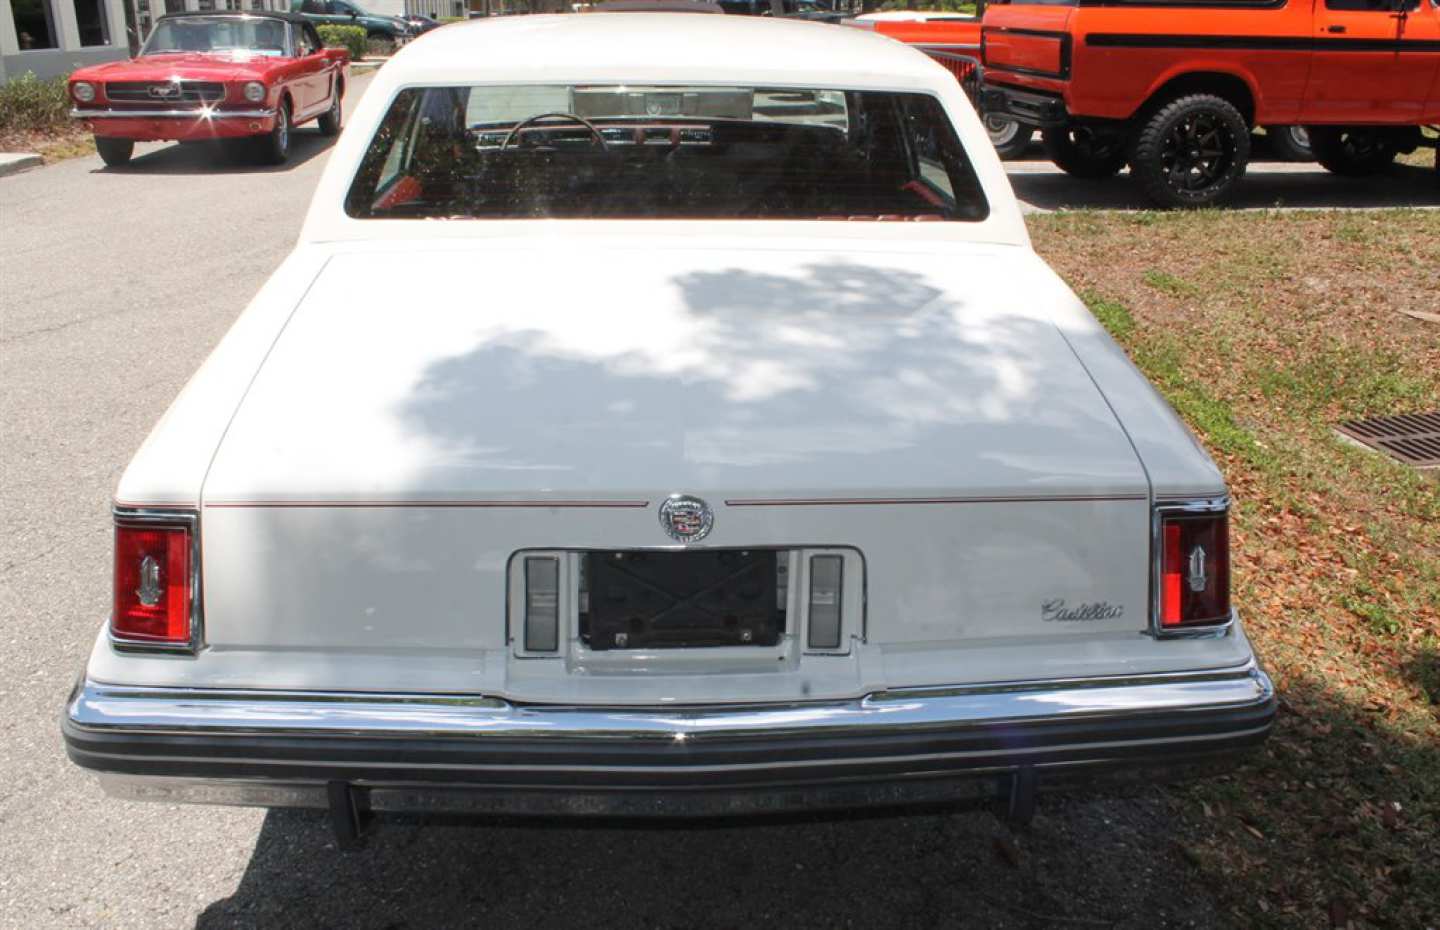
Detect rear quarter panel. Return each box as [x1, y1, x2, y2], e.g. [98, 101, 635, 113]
[1426, 3, 1440, 121]
[981, 4, 1074, 94]
[986, 1, 1314, 124]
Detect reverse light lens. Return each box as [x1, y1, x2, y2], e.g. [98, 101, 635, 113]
[72, 81, 96, 103]
[807, 555, 844, 649]
[524, 557, 560, 652]
[243, 81, 266, 103]
[1160, 511, 1230, 628]
[113, 521, 192, 644]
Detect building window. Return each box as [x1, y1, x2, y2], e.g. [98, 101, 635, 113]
[75, 0, 111, 45]
[165, 0, 185, 12]
[9, 0, 59, 49]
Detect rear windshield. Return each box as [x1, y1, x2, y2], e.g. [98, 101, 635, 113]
[344, 84, 989, 221]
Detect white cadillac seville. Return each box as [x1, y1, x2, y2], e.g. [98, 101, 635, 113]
[64, 12, 1274, 840]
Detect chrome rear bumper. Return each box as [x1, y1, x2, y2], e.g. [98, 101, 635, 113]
[64, 659, 1275, 818]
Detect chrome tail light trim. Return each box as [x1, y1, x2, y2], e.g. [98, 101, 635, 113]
[109, 506, 203, 656]
[1150, 496, 1232, 640]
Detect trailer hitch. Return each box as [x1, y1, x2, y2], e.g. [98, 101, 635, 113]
[1005, 765, 1038, 826]
[327, 780, 371, 850]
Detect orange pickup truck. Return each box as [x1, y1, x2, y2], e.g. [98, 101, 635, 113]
[979, 0, 1440, 206]
[851, 12, 1036, 157]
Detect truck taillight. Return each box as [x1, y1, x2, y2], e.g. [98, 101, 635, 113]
[1157, 505, 1230, 629]
[113, 517, 194, 647]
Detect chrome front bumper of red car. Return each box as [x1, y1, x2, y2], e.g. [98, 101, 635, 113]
[70, 107, 278, 140]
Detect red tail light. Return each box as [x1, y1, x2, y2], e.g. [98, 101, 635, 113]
[1158, 505, 1230, 629]
[113, 517, 194, 647]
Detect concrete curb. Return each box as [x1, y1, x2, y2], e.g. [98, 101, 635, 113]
[0, 153, 43, 177]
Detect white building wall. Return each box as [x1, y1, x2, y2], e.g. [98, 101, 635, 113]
[1, 0, 130, 82]
[347, 0, 464, 20]
[0, 0, 456, 82]
[362, 0, 404, 16]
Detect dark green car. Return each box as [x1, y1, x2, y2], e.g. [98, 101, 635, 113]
[292, 0, 412, 50]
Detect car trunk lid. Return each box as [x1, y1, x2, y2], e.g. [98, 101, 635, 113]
[202, 242, 1143, 504]
[194, 240, 1158, 697]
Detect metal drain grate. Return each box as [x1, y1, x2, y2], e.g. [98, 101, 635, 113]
[1336, 412, 1440, 468]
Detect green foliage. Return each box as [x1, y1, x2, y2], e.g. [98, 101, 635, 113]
[1141, 269, 1200, 299]
[0, 71, 71, 136]
[438, 15, 465, 22]
[1083, 291, 1270, 468]
[1084, 293, 1135, 340]
[1255, 343, 1431, 421]
[316, 24, 367, 61]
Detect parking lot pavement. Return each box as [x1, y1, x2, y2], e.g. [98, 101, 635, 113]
[1008, 159, 1440, 213]
[7, 80, 1437, 929]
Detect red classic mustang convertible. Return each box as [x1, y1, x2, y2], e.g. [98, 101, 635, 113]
[68, 11, 349, 167]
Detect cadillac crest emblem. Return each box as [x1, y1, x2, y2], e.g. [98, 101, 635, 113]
[658, 494, 713, 543]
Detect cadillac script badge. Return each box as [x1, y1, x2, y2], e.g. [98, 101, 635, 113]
[659, 494, 713, 543]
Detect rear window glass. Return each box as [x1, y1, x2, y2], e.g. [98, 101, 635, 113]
[344, 84, 989, 222]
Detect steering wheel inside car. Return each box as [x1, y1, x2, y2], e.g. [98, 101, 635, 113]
[500, 112, 610, 152]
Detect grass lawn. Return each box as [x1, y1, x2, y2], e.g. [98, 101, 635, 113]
[1397, 127, 1438, 169]
[1031, 210, 1439, 929]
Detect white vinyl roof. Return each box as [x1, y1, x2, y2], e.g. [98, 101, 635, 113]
[379, 13, 949, 90]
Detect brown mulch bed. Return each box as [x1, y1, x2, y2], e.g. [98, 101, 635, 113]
[0, 123, 93, 161]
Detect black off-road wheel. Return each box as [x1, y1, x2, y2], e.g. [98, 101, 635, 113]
[1265, 125, 1313, 162]
[1308, 127, 1397, 177]
[317, 80, 343, 137]
[254, 100, 291, 165]
[986, 116, 1033, 160]
[1132, 94, 1250, 209]
[95, 136, 134, 167]
[1040, 126, 1129, 179]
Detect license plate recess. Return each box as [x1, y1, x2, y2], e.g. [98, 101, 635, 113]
[580, 549, 785, 651]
